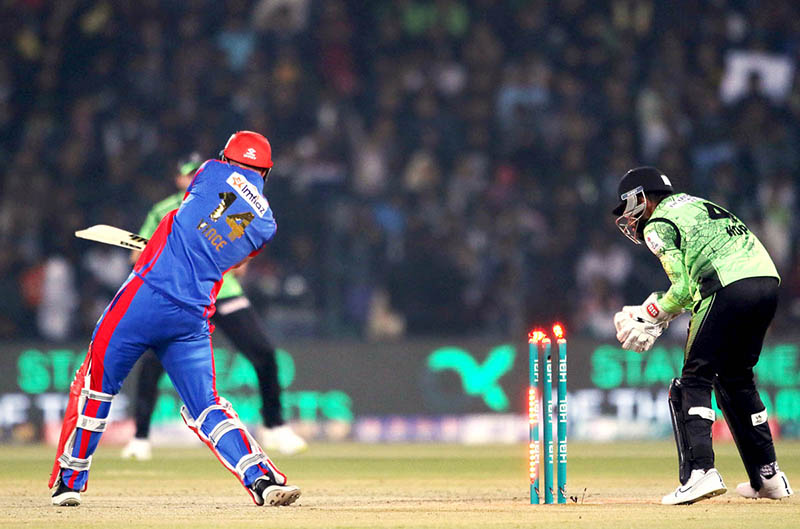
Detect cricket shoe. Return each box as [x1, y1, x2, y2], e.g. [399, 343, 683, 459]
[736, 472, 793, 499]
[250, 476, 301, 506]
[51, 477, 81, 506]
[661, 468, 727, 505]
[121, 438, 152, 461]
[259, 425, 308, 455]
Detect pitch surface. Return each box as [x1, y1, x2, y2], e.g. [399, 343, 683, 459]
[3, 441, 798, 528]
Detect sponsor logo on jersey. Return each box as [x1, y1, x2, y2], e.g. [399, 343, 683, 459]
[666, 194, 701, 207]
[243, 147, 257, 160]
[644, 230, 665, 254]
[226, 172, 268, 218]
[646, 303, 660, 318]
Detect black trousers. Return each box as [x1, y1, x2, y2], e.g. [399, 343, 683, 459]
[680, 276, 778, 485]
[132, 298, 284, 438]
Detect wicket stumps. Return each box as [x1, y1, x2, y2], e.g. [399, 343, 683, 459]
[528, 324, 568, 505]
[528, 330, 542, 504]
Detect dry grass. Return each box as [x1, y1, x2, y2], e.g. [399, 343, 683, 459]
[2, 441, 798, 528]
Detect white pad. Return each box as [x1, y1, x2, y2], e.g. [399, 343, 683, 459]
[189, 403, 230, 432]
[58, 453, 92, 472]
[208, 418, 240, 446]
[181, 397, 275, 482]
[235, 452, 270, 479]
[57, 385, 114, 474]
[81, 388, 113, 402]
[76, 415, 108, 432]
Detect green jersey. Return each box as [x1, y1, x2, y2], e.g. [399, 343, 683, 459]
[138, 192, 244, 300]
[642, 193, 779, 313]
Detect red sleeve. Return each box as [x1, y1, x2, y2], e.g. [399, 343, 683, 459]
[134, 209, 177, 276]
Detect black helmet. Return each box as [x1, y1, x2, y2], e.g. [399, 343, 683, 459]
[613, 167, 674, 244]
[612, 166, 673, 215]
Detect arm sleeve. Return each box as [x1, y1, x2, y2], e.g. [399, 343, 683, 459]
[643, 221, 693, 313]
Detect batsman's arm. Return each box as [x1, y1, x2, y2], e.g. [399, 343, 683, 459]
[643, 221, 692, 314]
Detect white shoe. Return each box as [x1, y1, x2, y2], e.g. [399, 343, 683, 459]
[662, 468, 727, 505]
[51, 478, 81, 506]
[250, 476, 301, 506]
[259, 425, 308, 455]
[121, 438, 152, 461]
[736, 472, 793, 499]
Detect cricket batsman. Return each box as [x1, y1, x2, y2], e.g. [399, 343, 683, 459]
[121, 153, 306, 462]
[49, 131, 301, 507]
[611, 166, 793, 505]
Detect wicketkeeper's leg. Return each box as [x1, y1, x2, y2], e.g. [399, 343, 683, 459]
[213, 299, 284, 428]
[132, 351, 165, 439]
[714, 374, 776, 490]
[668, 377, 715, 484]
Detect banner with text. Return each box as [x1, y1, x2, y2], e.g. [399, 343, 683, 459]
[1, 336, 798, 443]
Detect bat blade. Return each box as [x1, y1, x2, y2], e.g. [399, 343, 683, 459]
[74, 224, 149, 251]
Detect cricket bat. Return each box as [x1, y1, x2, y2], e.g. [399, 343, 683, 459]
[75, 224, 149, 251]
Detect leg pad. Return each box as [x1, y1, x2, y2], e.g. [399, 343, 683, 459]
[668, 378, 691, 485]
[181, 397, 287, 498]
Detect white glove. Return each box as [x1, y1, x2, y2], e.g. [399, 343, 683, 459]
[621, 325, 656, 352]
[641, 292, 682, 324]
[613, 304, 668, 353]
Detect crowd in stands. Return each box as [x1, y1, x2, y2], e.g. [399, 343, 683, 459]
[1, 0, 799, 342]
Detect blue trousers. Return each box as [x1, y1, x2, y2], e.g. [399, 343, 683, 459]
[59, 274, 279, 491]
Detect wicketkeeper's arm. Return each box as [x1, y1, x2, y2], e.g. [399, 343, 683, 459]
[643, 221, 693, 314]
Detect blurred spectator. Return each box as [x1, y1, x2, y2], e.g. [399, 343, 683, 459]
[1, 0, 799, 342]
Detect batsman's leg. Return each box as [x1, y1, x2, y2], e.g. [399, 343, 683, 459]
[158, 332, 300, 506]
[50, 276, 149, 505]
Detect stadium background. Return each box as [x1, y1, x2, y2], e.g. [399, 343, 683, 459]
[1, 0, 800, 445]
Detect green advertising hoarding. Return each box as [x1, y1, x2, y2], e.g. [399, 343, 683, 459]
[1, 336, 799, 442]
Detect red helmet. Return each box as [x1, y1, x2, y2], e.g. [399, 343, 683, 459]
[222, 131, 274, 169]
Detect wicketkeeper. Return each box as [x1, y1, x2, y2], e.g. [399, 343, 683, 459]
[611, 166, 793, 505]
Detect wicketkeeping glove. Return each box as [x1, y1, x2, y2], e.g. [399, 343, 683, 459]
[640, 292, 680, 325]
[613, 302, 668, 353]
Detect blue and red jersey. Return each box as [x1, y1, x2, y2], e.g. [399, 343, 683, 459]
[133, 159, 276, 318]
